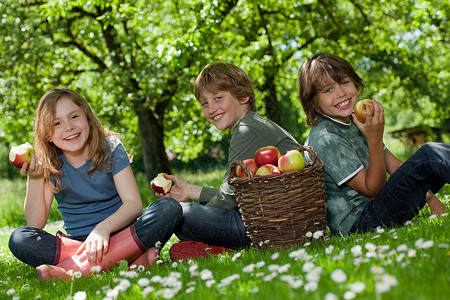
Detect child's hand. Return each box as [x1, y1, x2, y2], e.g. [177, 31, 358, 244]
[154, 174, 201, 202]
[20, 153, 44, 178]
[78, 226, 110, 265]
[352, 100, 385, 144]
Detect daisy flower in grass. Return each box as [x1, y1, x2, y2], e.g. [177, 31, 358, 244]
[200, 269, 213, 280]
[349, 281, 366, 293]
[304, 281, 318, 292]
[243, 263, 256, 273]
[415, 238, 434, 249]
[325, 245, 334, 254]
[324, 292, 338, 300]
[186, 286, 195, 293]
[73, 291, 87, 300]
[6, 289, 15, 296]
[271, 252, 279, 260]
[313, 230, 323, 239]
[142, 286, 154, 297]
[305, 231, 312, 238]
[330, 269, 347, 283]
[343, 291, 356, 299]
[137, 278, 150, 287]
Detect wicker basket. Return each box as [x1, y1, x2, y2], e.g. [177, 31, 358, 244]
[228, 146, 327, 250]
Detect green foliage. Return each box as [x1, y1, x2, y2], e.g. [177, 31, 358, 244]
[0, 0, 448, 179]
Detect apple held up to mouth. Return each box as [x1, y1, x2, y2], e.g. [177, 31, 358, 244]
[255, 164, 281, 176]
[254, 146, 281, 167]
[150, 173, 173, 194]
[354, 99, 375, 123]
[9, 142, 35, 168]
[278, 149, 305, 173]
[236, 158, 259, 177]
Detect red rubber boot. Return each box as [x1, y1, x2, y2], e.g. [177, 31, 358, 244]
[53, 231, 83, 265]
[129, 247, 159, 269]
[170, 241, 231, 260]
[37, 225, 147, 280]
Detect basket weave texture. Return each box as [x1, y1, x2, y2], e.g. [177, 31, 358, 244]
[228, 146, 327, 250]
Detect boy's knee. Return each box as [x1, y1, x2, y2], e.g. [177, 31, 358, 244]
[148, 197, 182, 218]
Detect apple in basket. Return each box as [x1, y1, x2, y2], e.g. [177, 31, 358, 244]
[254, 146, 281, 167]
[236, 158, 259, 177]
[278, 149, 305, 173]
[354, 99, 375, 123]
[151, 173, 173, 194]
[255, 164, 281, 175]
[9, 142, 35, 168]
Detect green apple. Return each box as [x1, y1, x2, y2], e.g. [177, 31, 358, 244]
[278, 149, 305, 173]
[255, 164, 281, 175]
[354, 99, 374, 123]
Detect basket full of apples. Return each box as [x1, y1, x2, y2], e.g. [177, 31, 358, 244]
[228, 145, 327, 250]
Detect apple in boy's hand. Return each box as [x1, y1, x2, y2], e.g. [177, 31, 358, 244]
[151, 173, 173, 194]
[354, 99, 375, 123]
[9, 142, 35, 168]
[255, 164, 281, 175]
[236, 159, 259, 177]
[278, 150, 305, 173]
[254, 146, 281, 167]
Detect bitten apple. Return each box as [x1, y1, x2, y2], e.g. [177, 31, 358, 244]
[354, 99, 375, 123]
[236, 158, 259, 177]
[278, 150, 305, 173]
[151, 173, 173, 194]
[255, 164, 281, 175]
[9, 142, 35, 168]
[254, 146, 281, 167]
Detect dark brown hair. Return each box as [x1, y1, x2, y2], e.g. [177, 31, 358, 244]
[194, 62, 256, 111]
[297, 53, 365, 127]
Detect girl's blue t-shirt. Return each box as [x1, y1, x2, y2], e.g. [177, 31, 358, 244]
[52, 136, 131, 238]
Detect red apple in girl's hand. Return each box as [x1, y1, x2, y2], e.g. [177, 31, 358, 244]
[354, 99, 375, 123]
[9, 142, 35, 168]
[255, 164, 281, 175]
[151, 173, 173, 194]
[236, 159, 259, 177]
[254, 146, 281, 167]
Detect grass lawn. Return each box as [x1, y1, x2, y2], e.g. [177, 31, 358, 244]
[1, 169, 449, 299]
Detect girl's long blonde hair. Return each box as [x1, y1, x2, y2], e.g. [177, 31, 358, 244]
[35, 88, 119, 193]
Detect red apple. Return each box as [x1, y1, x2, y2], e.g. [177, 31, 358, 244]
[255, 164, 281, 175]
[151, 173, 173, 194]
[254, 146, 281, 167]
[236, 158, 259, 177]
[278, 150, 305, 173]
[354, 99, 375, 123]
[9, 142, 35, 168]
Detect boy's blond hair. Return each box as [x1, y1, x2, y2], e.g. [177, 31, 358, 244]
[298, 53, 365, 127]
[194, 62, 256, 111]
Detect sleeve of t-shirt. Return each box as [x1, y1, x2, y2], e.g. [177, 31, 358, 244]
[108, 136, 132, 176]
[314, 133, 364, 186]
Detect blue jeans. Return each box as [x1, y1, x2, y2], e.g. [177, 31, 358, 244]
[350, 142, 449, 233]
[174, 202, 251, 249]
[8, 197, 182, 268]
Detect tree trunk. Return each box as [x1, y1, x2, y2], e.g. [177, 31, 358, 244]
[136, 105, 171, 181]
[262, 67, 282, 125]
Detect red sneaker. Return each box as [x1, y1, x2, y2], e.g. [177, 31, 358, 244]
[170, 241, 231, 260]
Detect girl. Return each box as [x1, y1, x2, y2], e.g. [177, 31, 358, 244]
[156, 62, 300, 259]
[297, 52, 448, 236]
[8, 88, 182, 280]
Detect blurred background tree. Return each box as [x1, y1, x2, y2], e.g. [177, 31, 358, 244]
[1, 0, 448, 180]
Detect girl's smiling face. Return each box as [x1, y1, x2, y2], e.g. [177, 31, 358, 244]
[50, 97, 90, 165]
[316, 76, 358, 123]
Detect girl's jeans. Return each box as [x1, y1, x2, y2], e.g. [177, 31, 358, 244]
[8, 197, 182, 268]
[174, 202, 251, 249]
[350, 142, 449, 233]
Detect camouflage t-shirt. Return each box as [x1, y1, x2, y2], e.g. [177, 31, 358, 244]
[305, 116, 370, 236]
